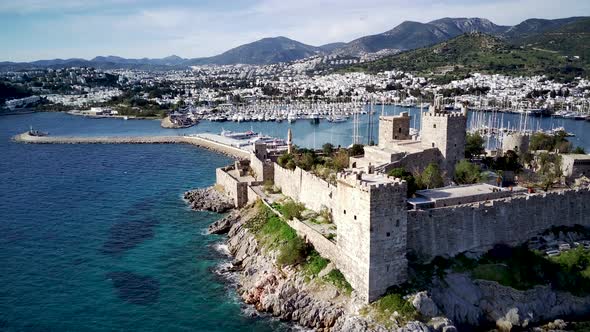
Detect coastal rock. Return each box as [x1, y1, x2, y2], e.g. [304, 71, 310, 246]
[412, 291, 439, 318]
[208, 211, 240, 234]
[427, 317, 455, 332]
[223, 212, 431, 332]
[184, 186, 234, 213]
[431, 273, 590, 328]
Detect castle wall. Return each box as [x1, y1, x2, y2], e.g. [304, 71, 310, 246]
[378, 114, 411, 148]
[216, 167, 249, 207]
[334, 177, 372, 301]
[420, 112, 466, 174]
[382, 148, 443, 175]
[367, 182, 408, 301]
[273, 165, 336, 213]
[502, 133, 530, 154]
[335, 173, 408, 302]
[250, 154, 274, 182]
[407, 188, 590, 261]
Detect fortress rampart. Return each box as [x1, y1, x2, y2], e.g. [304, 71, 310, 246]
[407, 187, 590, 261]
[273, 164, 336, 213]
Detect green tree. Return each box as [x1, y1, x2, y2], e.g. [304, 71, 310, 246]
[537, 152, 563, 191]
[572, 146, 586, 154]
[454, 160, 482, 184]
[388, 168, 418, 197]
[277, 153, 291, 167]
[322, 143, 334, 155]
[298, 152, 316, 171]
[332, 150, 350, 171]
[465, 132, 486, 158]
[421, 163, 444, 189]
[349, 144, 364, 156]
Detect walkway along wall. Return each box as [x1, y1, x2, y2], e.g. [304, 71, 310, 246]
[407, 188, 590, 261]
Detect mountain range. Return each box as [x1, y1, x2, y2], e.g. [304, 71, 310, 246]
[0, 16, 588, 71]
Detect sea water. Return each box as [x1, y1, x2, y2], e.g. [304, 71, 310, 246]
[0, 114, 288, 331]
[2, 110, 590, 331]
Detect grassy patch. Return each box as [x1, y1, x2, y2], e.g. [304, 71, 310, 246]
[370, 293, 418, 327]
[272, 200, 305, 220]
[324, 269, 353, 294]
[302, 250, 329, 277]
[247, 201, 308, 266]
[462, 244, 590, 295]
[471, 264, 513, 286]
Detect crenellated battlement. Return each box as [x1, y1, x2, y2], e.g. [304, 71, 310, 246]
[423, 111, 466, 118]
[337, 170, 406, 192]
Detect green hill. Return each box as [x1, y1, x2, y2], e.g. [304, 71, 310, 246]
[344, 33, 587, 82]
[515, 18, 590, 67]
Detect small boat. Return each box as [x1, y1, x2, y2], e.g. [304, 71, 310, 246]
[287, 112, 297, 123]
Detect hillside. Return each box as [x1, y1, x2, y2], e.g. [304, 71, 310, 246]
[515, 18, 590, 67]
[503, 17, 587, 41]
[344, 33, 587, 82]
[333, 18, 509, 56]
[189, 36, 323, 65]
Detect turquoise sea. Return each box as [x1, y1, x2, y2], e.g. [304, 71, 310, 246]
[0, 114, 289, 331]
[1, 109, 590, 331]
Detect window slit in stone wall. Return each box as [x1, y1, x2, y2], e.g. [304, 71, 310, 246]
[433, 124, 436, 128]
[343, 210, 346, 215]
[354, 215, 357, 220]
[396, 220, 400, 227]
[386, 232, 391, 237]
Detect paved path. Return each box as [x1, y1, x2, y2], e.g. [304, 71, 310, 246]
[12, 132, 251, 159]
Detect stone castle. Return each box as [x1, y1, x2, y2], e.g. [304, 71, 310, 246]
[351, 97, 467, 177]
[215, 98, 590, 302]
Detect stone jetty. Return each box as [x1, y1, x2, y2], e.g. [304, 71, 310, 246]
[12, 132, 250, 159]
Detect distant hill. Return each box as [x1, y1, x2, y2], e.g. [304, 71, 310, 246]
[333, 18, 509, 56]
[318, 42, 347, 52]
[188, 36, 324, 65]
[514, 18, 590, 66]
[503, 17, 587, 41]
[344, 33, 587, 82]
[2, 16, 589, 71]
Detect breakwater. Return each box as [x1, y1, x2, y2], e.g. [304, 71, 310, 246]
[12, 132, 251, 159]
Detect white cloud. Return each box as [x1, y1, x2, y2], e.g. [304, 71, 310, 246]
[1, 0, 589, 61]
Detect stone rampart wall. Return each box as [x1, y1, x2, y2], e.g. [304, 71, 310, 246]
[250, 154, 274, 182]
[216, 167, 248, 207]
[407, 188, 590, 261]
[273, 165, 336, 212]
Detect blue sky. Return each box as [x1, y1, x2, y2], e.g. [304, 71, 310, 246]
[1, 0, 589, 61]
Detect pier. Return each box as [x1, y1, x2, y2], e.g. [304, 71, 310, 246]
[12, 132, 251, 159]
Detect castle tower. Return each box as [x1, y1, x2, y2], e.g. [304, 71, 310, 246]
[287, 128, 293, 154]
[378, 112, 411, 148]
[502, 133, 530, 154]
[254, 139, 268, 160]
[420, 98, 467, 175]
[335, 171, 408, 302]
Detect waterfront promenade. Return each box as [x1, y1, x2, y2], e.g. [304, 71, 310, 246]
[12, 132, 251, 159]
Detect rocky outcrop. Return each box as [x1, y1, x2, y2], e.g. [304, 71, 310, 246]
[208, 211, 240, 234]
[221, 211, 450, 332]
[431, 273, 590, 330]
[184, 187, 234, 213]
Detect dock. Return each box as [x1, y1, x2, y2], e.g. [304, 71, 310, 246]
[12, 132, 251, 159]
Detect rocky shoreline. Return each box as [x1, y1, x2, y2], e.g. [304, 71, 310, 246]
[210, 204, 453, 332]
[194, 193, 590, 331]
[184, 186, 235, 213]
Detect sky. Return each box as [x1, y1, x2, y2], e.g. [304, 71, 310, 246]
[1, 0, 589, 62]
